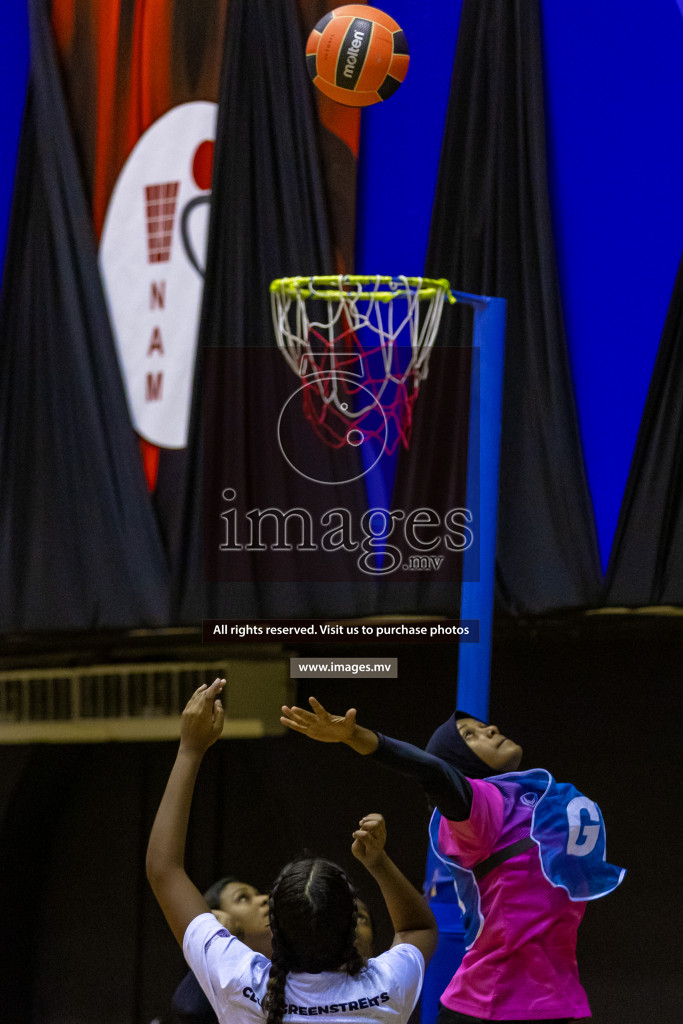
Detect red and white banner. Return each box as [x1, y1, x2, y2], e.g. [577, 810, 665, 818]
[100, 101, 216, 449]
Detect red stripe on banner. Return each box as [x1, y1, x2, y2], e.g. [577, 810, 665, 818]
[133, 0, 172, 139]
[316, 93, 361, 159]
[93, 1, 124, 239]
[51, 0, 76, 53]
[139, 436, 160, 491]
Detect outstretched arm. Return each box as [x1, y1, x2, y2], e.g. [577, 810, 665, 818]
[282, 697, 473, 820]
[146, 678, 226, 946]
[352, 814, 437, 963]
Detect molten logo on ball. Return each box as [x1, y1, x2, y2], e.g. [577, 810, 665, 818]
[341, 24, 370, 87]
[306, 5, 409, 107]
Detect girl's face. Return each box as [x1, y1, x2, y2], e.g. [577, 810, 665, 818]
[354, 899, 374, 959]
[219, 881, 271, 937]
[456, 717, 523, 772]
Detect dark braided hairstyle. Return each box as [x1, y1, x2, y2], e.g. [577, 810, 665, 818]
[264, 859, 365, 1024]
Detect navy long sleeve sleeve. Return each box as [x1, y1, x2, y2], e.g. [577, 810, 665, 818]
[371, 733, 473, 821]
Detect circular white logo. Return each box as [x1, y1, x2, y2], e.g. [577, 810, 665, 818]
[277, 376, 389, 485]
[99, 101, 217, 448]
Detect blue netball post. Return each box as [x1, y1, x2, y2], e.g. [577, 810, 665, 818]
[420, 291, 506, 1024]
[454, 291, 506, 721]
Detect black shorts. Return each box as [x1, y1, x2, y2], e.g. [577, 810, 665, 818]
[437, 1003, 573, 1024]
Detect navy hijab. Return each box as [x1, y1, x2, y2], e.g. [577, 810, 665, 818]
[425, 710, 500, 779]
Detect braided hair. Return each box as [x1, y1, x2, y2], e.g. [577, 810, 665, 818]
[264, 859, 365, 1024]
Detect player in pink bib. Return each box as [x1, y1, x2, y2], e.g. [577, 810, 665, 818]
[281, 699, 625, 1023]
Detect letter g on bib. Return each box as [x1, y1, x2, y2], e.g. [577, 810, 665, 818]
[566, 796, 600, 856]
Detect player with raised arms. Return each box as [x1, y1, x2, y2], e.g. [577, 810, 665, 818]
[146, 679, 438, 1024]
[281, 697, 625, 1024]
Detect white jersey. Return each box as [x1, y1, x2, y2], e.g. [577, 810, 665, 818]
[184, 913, 424, 1024]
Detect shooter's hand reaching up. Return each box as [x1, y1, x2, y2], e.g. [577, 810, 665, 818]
[349, 811, 436, 959]
[281, 696, 379, 754]
[181, 678, 226, 755]
[351, 813, 387, 867]
[146, 679, 227, 946]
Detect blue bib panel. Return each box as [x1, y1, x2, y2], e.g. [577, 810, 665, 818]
[429, 769, 626, 949]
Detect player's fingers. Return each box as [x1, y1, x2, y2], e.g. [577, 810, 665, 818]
[308, 696, 329, 717]
[281, 705, 315, 727]
[189, 678, 223, 703]
[358, 821, 380, 836]
[184, 684, 207, 712]
[359, 813, 381, 825]
[280, 716, 309, 734]
[282, 704, 313, 720]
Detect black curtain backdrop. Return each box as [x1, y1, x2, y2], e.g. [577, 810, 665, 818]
[604, 247, 683, 605]
[424, 0, 603, 615]
[0, 0, 169, 631]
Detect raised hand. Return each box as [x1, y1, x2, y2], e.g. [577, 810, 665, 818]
[147, 676, 228, 948]
[180, 678, 226, 754]
[280, 696, 357, 743]
[351, 813, 387, 867]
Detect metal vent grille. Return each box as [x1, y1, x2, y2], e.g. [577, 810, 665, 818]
[0, 660, 294, 743]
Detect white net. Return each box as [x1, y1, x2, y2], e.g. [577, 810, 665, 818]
[270, 275, 454, 451]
